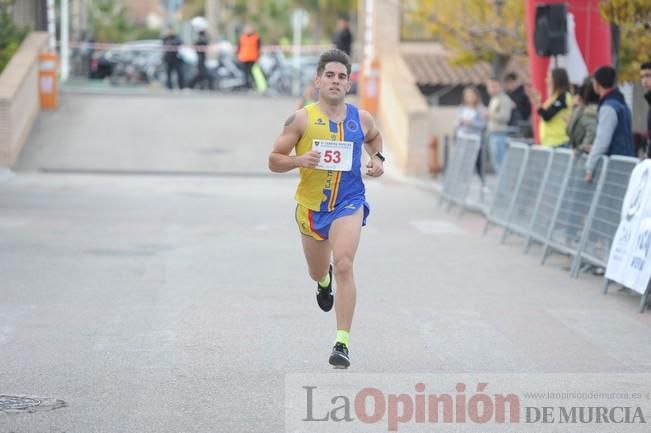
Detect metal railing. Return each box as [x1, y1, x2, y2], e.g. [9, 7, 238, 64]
[524, 149, 574, 254]
[570, 156, 639, 277]
[439, 132, 481, 216]
[501, 146, 553, 243]
[483, 142, 529, 234]
[438, 138, 648, 312]
[541, 155, 608, 265]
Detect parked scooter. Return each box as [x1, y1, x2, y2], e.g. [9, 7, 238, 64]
[211, 54, 248, 91]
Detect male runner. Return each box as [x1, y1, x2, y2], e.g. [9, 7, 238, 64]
[268, 48, 384, 368]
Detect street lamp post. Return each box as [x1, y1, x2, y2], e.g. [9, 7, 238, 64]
[206, 0, 220, 38]
[61, 0, 69, 82]
[291, 9, 308, 97]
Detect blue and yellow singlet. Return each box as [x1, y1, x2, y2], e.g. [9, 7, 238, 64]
[294, 103, 366, 211]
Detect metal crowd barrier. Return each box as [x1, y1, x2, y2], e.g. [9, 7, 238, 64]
[466, 141, 644, 312]
[501, 146, 553, 243]
[482, 142, 529, 234]
[570, 156, 639, 277]
[438, 132, 482, 216]
[541, 154, 608, 265]
[523, 149, 574, 253]
[439, 135, 464, 205]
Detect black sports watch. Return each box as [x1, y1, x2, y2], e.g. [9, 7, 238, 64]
[373, 151, 386, 162]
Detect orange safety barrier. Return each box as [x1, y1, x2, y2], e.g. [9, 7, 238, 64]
[38, 52, 58, 110]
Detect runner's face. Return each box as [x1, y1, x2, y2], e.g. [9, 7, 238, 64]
[316, 62, 350, 102]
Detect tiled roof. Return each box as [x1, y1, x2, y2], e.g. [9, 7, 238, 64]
[402, 50, 530, 87]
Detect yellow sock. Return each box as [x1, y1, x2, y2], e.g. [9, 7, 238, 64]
[336, 330, 349, 346]
[318, 271, 330, 288]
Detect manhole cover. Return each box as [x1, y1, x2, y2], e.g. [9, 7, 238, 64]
[0, 395, 66, 413]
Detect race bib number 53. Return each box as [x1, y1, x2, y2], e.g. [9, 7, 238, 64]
[312, 139, 353, 171]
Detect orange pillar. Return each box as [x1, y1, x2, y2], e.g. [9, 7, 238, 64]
[39, 52, 58, 110]
[360, 58, 380, 115]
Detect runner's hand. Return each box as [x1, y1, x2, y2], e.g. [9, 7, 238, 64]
[366, 158, 384, 177]
[296, 150, 321, 168]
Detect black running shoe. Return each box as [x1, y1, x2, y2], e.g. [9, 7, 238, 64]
[329, 342, 350, 369]
[316, 264, 333, 312]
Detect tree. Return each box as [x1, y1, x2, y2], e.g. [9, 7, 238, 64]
[0, 0, 28, 73]
[87, 0, 132, 42]
[182, 0, 205, 19]
[178, 0, 356, 45]
[600, 0, 651, 81]
[217, 0, 356, 44]
[87, 0, 159, 43]
[218, 0, 292, 43]
[408, 0, 526, 77]
[288, 0, 357, 44]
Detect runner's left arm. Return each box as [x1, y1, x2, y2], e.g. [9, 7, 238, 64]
[360, 110, 384, 177]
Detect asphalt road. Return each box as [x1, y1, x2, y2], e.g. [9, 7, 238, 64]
[1, 92, 649, 433]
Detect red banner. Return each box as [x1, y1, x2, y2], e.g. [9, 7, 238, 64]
[526, 0, 612, 142]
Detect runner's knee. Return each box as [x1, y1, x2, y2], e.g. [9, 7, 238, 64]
[333, 256, 353, 277]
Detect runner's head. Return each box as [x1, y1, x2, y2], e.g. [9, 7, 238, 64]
[316, 49, 352, 102]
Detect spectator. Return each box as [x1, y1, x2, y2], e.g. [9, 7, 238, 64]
[585, 66, 635, 182]
[485, 77, 513, 174]
[456, 86, 487, 182]
[566, 77, 599, 154]
[237, 24, 261, 89]
[528, 68, 572, 147]
[504, 72, 532, 136]
[641, 61, 651, 158]
[189, 30, 214, 90]
[332, 16, 353, 57]
[162, 26, 184, 90]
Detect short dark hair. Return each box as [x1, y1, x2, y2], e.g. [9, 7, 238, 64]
[641, 62, 651, 70]
[593, 65, 617, 88]
[317, 48, 351, 77]
[504, 72, 518, 82]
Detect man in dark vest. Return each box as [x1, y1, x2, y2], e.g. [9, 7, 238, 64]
[585, 66, 634, 182]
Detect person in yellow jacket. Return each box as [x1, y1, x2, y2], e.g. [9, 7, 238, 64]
[529, 68, 573, 147]
[237, 24, 261, 89]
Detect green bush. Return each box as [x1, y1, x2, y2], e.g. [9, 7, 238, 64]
[0, 8, 28, 74]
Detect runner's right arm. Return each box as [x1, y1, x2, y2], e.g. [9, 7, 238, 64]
[268, 110, 320, 172]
